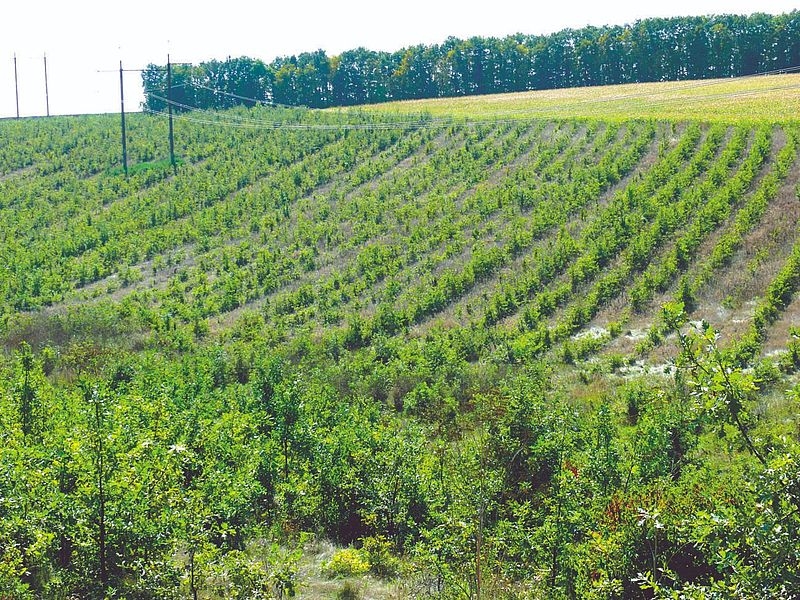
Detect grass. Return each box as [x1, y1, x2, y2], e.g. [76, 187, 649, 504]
[355, 73, 800, 124]
[298, 539, 406, 600]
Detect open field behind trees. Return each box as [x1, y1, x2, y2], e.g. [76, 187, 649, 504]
[358, 72, 800, 123]
[2, 76, 800, 598]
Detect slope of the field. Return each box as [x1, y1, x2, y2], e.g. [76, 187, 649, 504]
[358, 72, 800, 123]
[3, 81, 800, 598]
[3, 103, 799, 372]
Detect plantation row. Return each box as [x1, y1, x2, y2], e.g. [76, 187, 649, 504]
[5, 111, 800, 403]
[5, 112, 800, 385]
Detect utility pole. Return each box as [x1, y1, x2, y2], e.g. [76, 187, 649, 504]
[13, 54, 19, 119]
[102, 57, 186, 173]
[119, 61, 128, 176]
[167, 54, 176, 172]
[44, 54, 50, 117]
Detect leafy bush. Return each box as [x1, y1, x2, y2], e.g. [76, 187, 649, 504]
[361, 536, 400, 579]
[322, 548, 370, 578]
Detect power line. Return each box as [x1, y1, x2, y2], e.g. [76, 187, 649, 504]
[145, 93, 467, 129]
[172, 62, 800, 111]
[144, 78, 800, 131]
[128, 60, 800, 154]
[143, 104, 464, 130]
[137, 61, 800, 128]
[142, 83, 188, 93]
[190, 82, 275, 107]
[112, 59, 800, 181]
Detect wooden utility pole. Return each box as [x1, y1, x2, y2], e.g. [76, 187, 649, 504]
[167, 54, 176, 171]
[119, 61, 128, 176]
[102, 57, 186, 173]
[13, 54, 19, 119]
[44, 54, 50, 117]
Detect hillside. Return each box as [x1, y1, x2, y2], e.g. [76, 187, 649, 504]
[360, 72, 800, 123]
[2, 80, 800, 598]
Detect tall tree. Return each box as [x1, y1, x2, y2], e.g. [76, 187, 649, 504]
[141, 11, 800, 111]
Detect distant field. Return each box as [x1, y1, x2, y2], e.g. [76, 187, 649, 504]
[358, 73, 800, 123]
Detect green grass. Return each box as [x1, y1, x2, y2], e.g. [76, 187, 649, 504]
[356, 73, 800, 123]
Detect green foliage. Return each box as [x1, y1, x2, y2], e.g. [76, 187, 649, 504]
[143, 13, 800, 116]
[665, 303, 765, 463]
[2, 105, 800, 598]
[323, 548, 370, 578]
[360, 535, 400, 579]
[628, 335, 800, 598]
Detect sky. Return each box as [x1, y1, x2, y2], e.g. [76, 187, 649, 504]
[1, 0, 798, 117]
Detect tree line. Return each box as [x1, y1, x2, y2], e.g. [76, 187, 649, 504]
[142, 12, 800, 111]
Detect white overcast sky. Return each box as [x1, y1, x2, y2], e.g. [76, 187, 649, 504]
[0, 0, 797, 117]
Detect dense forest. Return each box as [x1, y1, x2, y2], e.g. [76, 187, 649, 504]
[141, 12, 800, 111]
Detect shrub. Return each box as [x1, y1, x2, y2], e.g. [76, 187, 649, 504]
[361, 536, 400, 579]
[322, 548, 370, 578]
